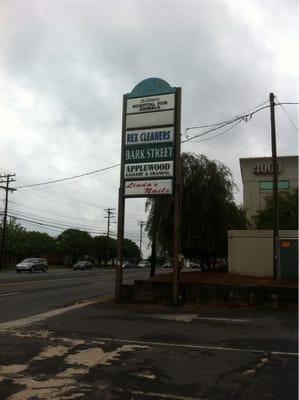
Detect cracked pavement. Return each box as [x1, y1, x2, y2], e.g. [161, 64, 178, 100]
[0, 302, 297, 399]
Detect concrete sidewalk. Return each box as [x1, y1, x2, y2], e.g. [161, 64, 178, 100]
[0, 298, 298, 400]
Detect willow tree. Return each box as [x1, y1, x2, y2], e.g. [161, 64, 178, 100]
[145, 153, 247, 264]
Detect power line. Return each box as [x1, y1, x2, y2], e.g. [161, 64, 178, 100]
[275, 97, 298, 133]
[182, 105, 271, 144]
[187, 120, 243, 143]
[184, 100, 269, 132]
[8, 200, 107, 223]
[19, 184, 108, 213]
[16, 163, 120, 189]
[183, 101, 269, 135]
[276, 102, 299, 105]
[6, 209, 107, 232]
[6, 100, 298, 193]
[5, 213, 108, 235]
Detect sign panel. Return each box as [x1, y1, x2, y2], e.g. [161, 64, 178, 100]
[125, 179, 173, 196]
[126, 127, 174, 146]
[127, 93, 175, 114]
[125, 143, 174, 164]
[126, 110, 174, 129]
[124, 161, 174, 179]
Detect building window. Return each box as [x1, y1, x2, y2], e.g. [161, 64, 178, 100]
[259, 180, 290, 191]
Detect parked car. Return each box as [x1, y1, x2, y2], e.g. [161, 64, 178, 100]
[16, 258, 48, 273]
[73, 261, 93, 271]
[137, 260, 150, 268]
[122, 261, 135, 269]
[162, 261, 172, 268]
[190, 262, 201, 270]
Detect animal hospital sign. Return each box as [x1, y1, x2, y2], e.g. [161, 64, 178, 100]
[120, 78, 180, 197]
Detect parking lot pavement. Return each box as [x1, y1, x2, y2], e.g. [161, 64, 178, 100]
[0, 302, 297, 400]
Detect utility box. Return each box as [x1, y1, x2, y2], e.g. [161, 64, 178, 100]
[280, 239, 298, 279]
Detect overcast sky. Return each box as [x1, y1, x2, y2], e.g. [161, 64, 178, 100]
[0, 0, 298, 256]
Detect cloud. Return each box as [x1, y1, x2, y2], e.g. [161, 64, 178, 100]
[0, 0, 298, 252]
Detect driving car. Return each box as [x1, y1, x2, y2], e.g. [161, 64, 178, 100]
[16, 258, 48, 273]
[73, 260, 93, 271]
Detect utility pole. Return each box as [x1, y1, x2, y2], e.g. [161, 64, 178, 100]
[138, 221, 145, 257]
[0, 174, 16, 269]
[104, 208, 115, 268]
[104, 208, 115, 237]
[150, 199, 157, 278]
[270, 93, 279, 280]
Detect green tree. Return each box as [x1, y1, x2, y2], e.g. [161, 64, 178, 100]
[22, 231, 57, 257]
[253, 188, 298, 229]
[123, 238, 141, 262]
[57, 229, 92, 264]
[4, 221, 57, 265]
[4, 220, 27, 262]
[146, 153, 247, 263]
[92, 236, 117, 266]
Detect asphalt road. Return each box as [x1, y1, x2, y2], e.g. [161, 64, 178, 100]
[0, 268, 297, 399]
[0, 267, 154, 323]
[0, 300, 297, 400]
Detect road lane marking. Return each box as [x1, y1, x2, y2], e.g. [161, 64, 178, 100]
[91, 337, 298, 357]
[136, 315, 249, 323]
[116, 388, 207, 400]
[0, 295, 113, 331]
[145, 314, 197, 322]
[195, 317, 250, 323]
[0, 292, 21, 297]
[0, 273, 109, 288]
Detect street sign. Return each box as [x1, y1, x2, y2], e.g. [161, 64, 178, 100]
[126, 110, 174, 129]
[125, 143, 174, 164]
[124, 161, 174, 179]
[116, 78, 182, 304]
[126, 93, 175, 114]
[122, 78, 179, 196]
[125, 127, 174, 146]
[125, 179, 173, 196]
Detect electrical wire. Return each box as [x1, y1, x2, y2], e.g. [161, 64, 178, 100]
[16, 163, 120, 189]
[8, 200, 107, 223]
[182, 104, 270, 143]
[7, 209, 107, 232]
[9, 101, 269, 190]
[188, 120, 243, 143]
[6, 213, 108, 235]
[275, 97, 298, 133]
[9, 100, 295, 190]
[183, 100, 269, 135]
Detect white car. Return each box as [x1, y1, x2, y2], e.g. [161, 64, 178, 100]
[137, 260, 150, 268]
[16, 258, 48, 273]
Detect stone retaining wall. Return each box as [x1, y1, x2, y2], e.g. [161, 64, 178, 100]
[121, 280, 298, 306]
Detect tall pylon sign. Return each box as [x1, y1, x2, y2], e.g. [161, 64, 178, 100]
[115, 78, 182, 304]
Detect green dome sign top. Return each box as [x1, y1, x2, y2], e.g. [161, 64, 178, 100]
[127, 77, 176, 98]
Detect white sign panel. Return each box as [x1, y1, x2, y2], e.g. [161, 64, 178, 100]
[126, 110, 174, 129]
[125, 127, 174, 146]
[125, 179, 173, 196]
[124, 161, 174, 179]
[127, 93, 175, 114]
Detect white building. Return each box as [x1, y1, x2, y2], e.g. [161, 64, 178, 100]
[240, 155, 298, 223]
